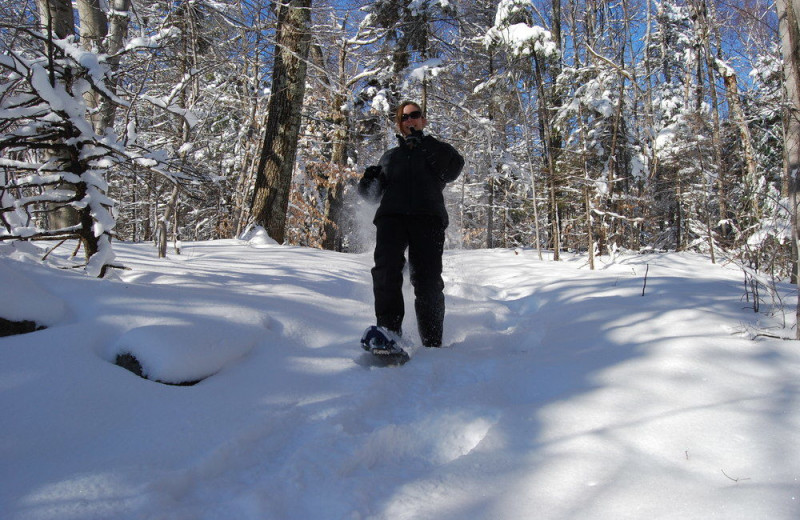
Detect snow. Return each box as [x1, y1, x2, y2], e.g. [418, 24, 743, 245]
[484, 24, 557, 58]
[0, 258, 69, 325]
[408, 58, 445, 81]
[1, 240, 800, 520]
[108, 323, 258, 384]
[125, 28, 181, 51]
[30, 63, 66, 112]
[655, 124, 678, 150]
[485, 1, 559, 59]
[493, 0, 533, 28]
[240, 226, 278, 247]
[369, 88, 391, 116]
[84, 235, 115, 278]
[139, 95, 199, 129]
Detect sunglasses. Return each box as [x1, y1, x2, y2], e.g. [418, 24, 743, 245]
[401, 110, 423, 122]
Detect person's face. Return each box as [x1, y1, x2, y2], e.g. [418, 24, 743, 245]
[399, 104, 427, 136]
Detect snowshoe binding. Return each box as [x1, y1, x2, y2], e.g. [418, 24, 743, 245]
[360, 326, 409, 364]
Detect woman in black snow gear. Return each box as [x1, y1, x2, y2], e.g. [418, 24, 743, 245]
[358, 101, 464, 348]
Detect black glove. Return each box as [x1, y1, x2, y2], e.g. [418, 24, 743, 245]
[404, 128, 424, 149]
[358, 165, 383, 201]
[363, 165, 381, 180]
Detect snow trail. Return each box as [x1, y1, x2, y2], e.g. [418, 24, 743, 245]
[1, 241, 799, 519]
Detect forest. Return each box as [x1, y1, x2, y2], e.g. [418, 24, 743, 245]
[1, 0, 798, 282]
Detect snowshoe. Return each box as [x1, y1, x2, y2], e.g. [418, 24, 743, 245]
[360, 326, 409, 364]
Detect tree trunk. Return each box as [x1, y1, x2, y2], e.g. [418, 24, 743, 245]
[776, 0, 800, 337]
[585, 186, 595, 270]
[532, 53, 560, 260]
[487, 177, 495, 248]
[721, 72, 759, 219]
[100, 0, 131, 132]
[691, 0, 726, 252]
[36, 0, 74, 40]
[76, 0, 108, 134]
[577, 102, 595, 270]
[36, 0, 78, 231]
[514, 82, 543, 259]
[250, 0, 313, 243]
[322, 27, 351, 251]
[76, 0, 107, 50]
[158, 185, 180, 258]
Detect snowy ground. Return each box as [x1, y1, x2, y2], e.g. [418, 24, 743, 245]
[1, 238, 799, 520]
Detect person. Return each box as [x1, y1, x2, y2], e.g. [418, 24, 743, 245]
[358, 101, 464, 348]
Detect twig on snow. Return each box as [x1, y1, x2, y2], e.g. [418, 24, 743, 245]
[721, 469, 751, 483]
[641, 264, 649, 296]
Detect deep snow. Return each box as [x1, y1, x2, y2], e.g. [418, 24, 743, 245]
[1, 239, 799, 520]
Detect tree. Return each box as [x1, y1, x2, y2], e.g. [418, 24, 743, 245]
[287, 2, 384, 251]
[0, 0, 120, 275]
[250, 0, 313, 243]
[1, 0, 208, 274]
[776, 0, 800, 337]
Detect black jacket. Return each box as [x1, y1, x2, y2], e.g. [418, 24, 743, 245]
[358, 133, 464, 226]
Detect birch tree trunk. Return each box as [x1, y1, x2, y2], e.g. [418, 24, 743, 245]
[76, 0, 107, 133]
[36, 0, 74, 40]
[100, 0, 131, 132]
[76, 0, 106, 50]
[157, 185, 180, 258]
[35, 0, 80, 232]
[250, 0, 313, 243]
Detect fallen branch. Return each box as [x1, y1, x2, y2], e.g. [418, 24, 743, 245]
[41, 238, 70, 261]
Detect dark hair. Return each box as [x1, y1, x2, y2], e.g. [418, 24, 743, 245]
[395, 101, 424, 128]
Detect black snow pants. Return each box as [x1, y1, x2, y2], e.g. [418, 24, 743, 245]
[372, 215, 446, 347]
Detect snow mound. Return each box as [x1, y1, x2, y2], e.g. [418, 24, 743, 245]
[107, 323, 258, 384]
[241, 226, 278, 247]
[0, 260, 68, 325]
